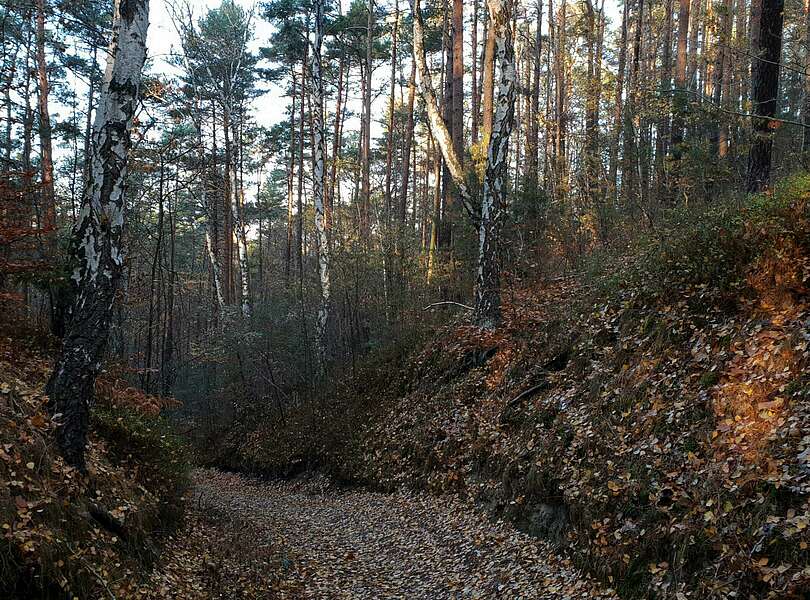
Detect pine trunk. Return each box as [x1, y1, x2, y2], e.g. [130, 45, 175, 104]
[746, 0, 785, 192]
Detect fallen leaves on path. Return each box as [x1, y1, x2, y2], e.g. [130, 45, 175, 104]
[164, 469, 615, 599]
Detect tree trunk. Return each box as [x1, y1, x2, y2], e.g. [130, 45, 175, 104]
[746, 0, 784, 192]
[687, 0, 702, 88]
[609, 0, 628, 201]
[46, 0, 149, 470]
[311, 0, 331, 370]
[399, 59, 417, 223]
[35, 0, 56, 253]
[411, 0, 514, 327]
[622, 0, 644, 206]
[285, 71, 297, 283]
[361, 0, 374, 240]
[584, 0, 599, 204]
[327, 55, 345, 231]
[385, 0, 399, 217]
[800, 0, 810, 153]
[657, 0, 673, 180]
[481, 9, 496, 146]
[476, 0, 516, 329]
[452, 0, 464, 160]
[671, 0, 689, 157]
[718, 0, 733, 158]
[527, 0, 542, 186]
[471, 0, 480, 144]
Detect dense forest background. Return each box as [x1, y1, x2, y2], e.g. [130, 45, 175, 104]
[3, 0, 806, 434]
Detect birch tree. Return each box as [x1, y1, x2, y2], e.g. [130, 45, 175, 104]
[311, 0, 331, 369]
[46, 0, 150, 469]
[411, 0, 516, 328]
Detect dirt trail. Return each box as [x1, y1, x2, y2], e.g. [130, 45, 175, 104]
[149, 469, 615, 599]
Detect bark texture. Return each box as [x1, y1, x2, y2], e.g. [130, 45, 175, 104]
[476, 0, 516, 329]
[311, 0, 330, 370]
[746, 0, 784, 193]
[46, 0, 150, 470]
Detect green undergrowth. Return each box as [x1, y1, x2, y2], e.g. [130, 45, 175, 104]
[0, 331, 191, 599]
[226, 173, 810, 598]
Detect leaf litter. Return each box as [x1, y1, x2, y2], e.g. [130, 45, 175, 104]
[148, 469, 615, 599]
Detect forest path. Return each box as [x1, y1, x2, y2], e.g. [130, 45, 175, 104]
[163, 469, 615, 599]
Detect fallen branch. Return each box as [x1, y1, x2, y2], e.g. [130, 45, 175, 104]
[423, 301, 474, 311]
[507, 381, 550, 407]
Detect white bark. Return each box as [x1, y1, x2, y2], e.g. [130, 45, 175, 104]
[410, 0, 477, 221]
[73, 0, 149, 291]
[311, 0, 331, 369]
[411, 0, 516, 327]
[229, 119, 252, 319]
[205, 229, 227, 311]
[476, 0, 516, 328]
[48, 0, 150, 469]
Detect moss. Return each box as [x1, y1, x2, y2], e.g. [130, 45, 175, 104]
[699, 371, 720, 388]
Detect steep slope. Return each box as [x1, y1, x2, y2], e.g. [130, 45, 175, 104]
[235, 175, 810, 598]
[0, 328, 189, 599]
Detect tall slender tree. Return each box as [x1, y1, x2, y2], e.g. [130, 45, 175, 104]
[46, 0, 150, 469]
[746, 0, 785, 192]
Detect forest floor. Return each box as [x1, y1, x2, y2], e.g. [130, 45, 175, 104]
[145, 469, 615, 599]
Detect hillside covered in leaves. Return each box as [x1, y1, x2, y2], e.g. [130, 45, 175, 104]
[228, 176, 810, 598]
[0, 321, 190, 598]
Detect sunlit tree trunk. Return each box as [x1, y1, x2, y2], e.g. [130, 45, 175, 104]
[411, 0, 515, 327]
[472, 0, 480, 144]
[482, 10, 496, 146]
[476, 0, 516, 328]
[46, 0, 150, 470]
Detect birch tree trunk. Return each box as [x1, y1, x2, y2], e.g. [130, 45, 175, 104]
[46, 0, 150, 470]
[609, 0, 628, 202]
[311, 0, 330, 370]
[476, 0, 516, 328]
[411, 0, 515, 327]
